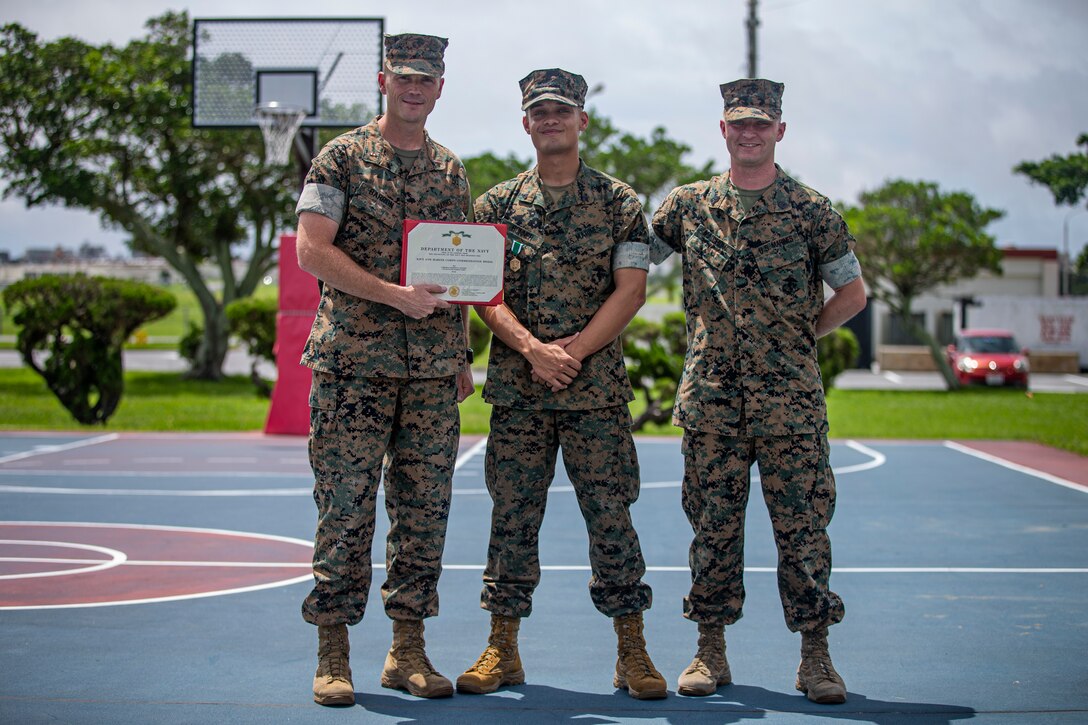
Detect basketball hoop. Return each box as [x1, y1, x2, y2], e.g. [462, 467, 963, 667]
[255, 102, 307, 166]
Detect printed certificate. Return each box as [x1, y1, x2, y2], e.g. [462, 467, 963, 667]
[401, 220, 506, 306]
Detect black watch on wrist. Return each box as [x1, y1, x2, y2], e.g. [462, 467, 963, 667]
[465, 348, 474, 365]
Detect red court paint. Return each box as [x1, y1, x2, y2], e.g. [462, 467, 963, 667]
[951, 440, 1088, 489]
[0, 522, 313, 609]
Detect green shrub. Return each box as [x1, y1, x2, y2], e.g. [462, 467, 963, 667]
[468, 307, 491, 360]
[2, 274, 175, 424]
[178, 321, 203, 366]
[225, 296, 277, 397]
[622, 312, 687, 431]
[818, 326, 861, 392]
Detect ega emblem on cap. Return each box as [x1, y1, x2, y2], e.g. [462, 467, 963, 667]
[720, 78, 784, 122]
[384, 33, 448, 78]
[519, 68, 588, 111]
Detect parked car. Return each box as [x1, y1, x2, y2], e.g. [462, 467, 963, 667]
[946, 328, 1029, 388]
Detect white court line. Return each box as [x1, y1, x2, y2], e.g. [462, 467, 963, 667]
[0, 521, 315, 610]
[0, 540, 127, 580]
[0, 484, 313, 496]
[943, 441, 1087, 494]
[840, 440, 887, 473]
[437, 565, 1088, 574]
[455, 436, 488, 470]
[0, 433, 118, 465]
[0, 438, 887, 496]
[6, 556, 1081, 576]
[0, 557, 310, 569]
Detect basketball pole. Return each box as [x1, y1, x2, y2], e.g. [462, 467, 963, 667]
[294, 128, 319, 191]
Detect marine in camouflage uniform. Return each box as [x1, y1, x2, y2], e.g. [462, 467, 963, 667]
[295, 33, 474, 706]
[651, 79, 867, 703]
[455, 69, 667, 701]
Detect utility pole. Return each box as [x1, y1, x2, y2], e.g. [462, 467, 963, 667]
[746, 0, 760, 78]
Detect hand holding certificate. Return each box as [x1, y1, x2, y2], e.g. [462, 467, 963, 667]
[401, 220, 507, 306]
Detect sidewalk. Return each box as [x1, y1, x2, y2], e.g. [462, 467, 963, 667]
[2, 348, 1085, 392]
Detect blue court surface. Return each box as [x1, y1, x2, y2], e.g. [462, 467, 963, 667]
[1, 431, 1086, 724]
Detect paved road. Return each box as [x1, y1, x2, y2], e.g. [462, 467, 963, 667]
[3, 349, 1087, 392]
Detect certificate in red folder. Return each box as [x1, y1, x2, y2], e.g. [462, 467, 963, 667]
[400, 220, 506, 306]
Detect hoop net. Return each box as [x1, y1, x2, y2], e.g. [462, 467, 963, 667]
[255, 102, 307, 166]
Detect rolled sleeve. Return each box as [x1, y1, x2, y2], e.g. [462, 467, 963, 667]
[649, 235, 674, 265]
[613, 240, 649, 271]
[295, 183, 346, 225]
[820, 250, 862, 289]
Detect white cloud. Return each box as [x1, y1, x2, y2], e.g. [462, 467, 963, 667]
[1, 0, 1086, 261]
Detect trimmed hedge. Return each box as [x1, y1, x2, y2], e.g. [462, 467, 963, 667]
[2, 274, 175, 424]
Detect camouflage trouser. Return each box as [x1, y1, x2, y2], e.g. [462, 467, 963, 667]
[680, 428, 844, 633]
[301, 371, 458, 626]
[481, 405, 653, 618]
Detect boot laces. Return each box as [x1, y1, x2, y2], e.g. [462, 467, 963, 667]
[809, 653, 838, 678]
[618, 624, 654, 676]
[467, 644, 504, 673]
[319, 628, 349, 680]
[693, 631, 725, 670]
[322, 652, 348, 680]
[625, 646, 656, 677]
[399, 636, 438, 676]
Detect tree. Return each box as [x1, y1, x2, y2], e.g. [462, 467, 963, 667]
[224, 296, 277, 397]
[579, 110, 718, 211]
[0, 13, 298, 380]
[1014, 133, 1088, 207]
[1015, 134, 1088, 294]
[3, 274, 175, 424]
[463, 152, 532, 203]
[842, 179, 1004, 389]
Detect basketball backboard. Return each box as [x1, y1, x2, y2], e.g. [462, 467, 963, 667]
[192, 17, 384, 129]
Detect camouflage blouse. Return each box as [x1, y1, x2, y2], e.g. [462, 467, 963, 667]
[475, 162, 650, 410]
[652, 166, 861, 435]
[295, 118, 470, 378]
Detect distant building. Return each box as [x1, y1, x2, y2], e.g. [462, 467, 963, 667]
[23, 246, 74, 264]
[848, 247, 1088, 371]
[77, 243, 110, 262]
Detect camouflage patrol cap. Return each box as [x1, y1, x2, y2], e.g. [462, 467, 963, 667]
[519, 68, 588, 110]
[720, 78, 784, 121]
[383, 33, 448, 77]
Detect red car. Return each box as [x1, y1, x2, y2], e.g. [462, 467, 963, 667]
[946, 328, 1030, 388]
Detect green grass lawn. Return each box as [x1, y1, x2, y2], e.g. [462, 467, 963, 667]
[1, 366, 1085, 456]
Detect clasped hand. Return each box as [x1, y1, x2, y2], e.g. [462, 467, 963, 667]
[529, 333, 581, 392]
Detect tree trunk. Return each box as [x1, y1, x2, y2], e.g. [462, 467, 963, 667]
[897, 313, 960, 390]
[187, 301, 229, 381]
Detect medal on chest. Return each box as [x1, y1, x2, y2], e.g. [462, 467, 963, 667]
[509, 239, 524, 272]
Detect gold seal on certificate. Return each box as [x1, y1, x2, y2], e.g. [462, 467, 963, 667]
[401, 220, 507, 306]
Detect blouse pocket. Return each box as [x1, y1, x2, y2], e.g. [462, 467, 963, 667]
[753, 239, 810, 302]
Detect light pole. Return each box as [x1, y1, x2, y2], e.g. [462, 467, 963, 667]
[1062, 207, 1087, 296]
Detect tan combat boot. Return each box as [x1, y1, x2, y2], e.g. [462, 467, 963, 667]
[380, 619, 454, 698]
[456, 614, 526, 694]
[795, 628, 847, 704]
[313, 624, 354, 706]
[677, 622, 732, 696]
[612, 612, 668, 700]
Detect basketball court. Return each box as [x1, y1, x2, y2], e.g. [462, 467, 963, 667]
[3, 15, 1084, 724]
[1, 431, 1086, 724]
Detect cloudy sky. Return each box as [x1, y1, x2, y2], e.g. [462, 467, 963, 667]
[2, 0, 1087, 261]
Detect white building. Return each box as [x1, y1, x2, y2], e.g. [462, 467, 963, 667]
[854, 247, 1087, 371]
